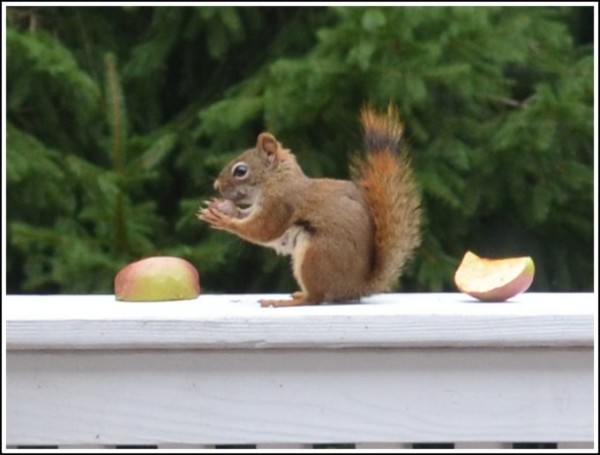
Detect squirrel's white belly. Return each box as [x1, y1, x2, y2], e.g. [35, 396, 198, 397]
[264, 226, 307, 256]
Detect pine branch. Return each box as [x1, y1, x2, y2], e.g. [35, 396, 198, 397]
[104, 53, 129, 256]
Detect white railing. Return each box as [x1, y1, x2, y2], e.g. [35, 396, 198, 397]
[5, 293, 596, 450]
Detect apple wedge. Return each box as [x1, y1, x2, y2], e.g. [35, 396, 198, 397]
[454, 251, 535, 302]
[115, 256, 200, 301]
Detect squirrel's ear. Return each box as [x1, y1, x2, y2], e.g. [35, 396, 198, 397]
[256, 132, 280, 167]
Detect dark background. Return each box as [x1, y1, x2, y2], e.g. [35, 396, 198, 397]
[5, 6, 595, 294]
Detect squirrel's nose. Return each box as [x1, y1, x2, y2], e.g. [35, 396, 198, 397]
[213, 179, 221, 191]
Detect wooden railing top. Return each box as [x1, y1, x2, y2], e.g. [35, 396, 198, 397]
[6, 293, 594, 350]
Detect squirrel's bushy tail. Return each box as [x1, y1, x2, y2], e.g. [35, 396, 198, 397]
[352, 105, 421, 292]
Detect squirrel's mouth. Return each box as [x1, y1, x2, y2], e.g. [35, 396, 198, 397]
[228, 193, 252, 208]
[218, 186, 258, 213]
[219, 188, 247, 204]
[230, 192, 256, 209]
[223, 194, 253, 213]
[230, 201, 252, 215]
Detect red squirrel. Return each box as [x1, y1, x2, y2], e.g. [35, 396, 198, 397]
[199, 106, 421, 307]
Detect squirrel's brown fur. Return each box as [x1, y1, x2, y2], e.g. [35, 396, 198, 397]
[353, 105, 421, 293]
[199, 105, 421, 307]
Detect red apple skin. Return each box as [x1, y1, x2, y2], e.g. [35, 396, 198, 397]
[461, 266, 534, 301]
[115, 256, 200, 301]
[454, 251, 535, 302]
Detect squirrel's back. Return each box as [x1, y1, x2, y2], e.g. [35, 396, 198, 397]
[352, 105, 422, 292]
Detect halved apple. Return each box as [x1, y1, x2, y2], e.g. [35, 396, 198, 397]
[454, 251, 535, 301]
[115, 256, 200, 301]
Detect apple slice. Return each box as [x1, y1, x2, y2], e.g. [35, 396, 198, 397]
[115, 256, 200, 301]
[454, 251, 535, 302]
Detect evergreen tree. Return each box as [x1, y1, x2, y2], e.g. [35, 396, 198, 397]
[6, 6, 594, 294]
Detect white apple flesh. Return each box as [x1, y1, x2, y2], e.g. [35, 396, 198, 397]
[454, 251, 535, 302]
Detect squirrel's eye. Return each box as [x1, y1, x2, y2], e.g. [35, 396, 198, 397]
[232, 163, 249, 179]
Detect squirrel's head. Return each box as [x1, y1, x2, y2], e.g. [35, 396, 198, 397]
[213, 132, 301, 210]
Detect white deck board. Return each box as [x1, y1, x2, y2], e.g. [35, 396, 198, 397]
[6, 293, 595, 446]
[6, 293, 594, 349]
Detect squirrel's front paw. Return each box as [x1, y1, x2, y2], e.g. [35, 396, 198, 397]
[197, 199, 236, 230]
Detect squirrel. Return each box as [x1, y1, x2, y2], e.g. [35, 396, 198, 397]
[198, 105, 421, 307]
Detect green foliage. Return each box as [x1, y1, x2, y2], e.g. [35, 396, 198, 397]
[6, 6, 594, 294]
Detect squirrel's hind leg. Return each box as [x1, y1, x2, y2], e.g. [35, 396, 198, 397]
[260, 293, 316, 308]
